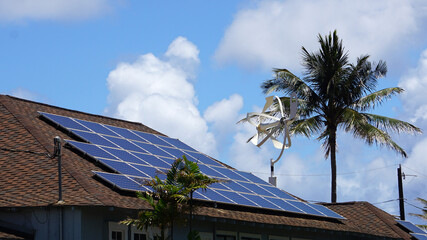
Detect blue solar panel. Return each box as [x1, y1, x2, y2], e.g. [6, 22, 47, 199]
[263, 185, 296, 200]
[101, 147, 146, 164]
[158, 136, 196, 151]
[192, 190, 210, 201]
[197, 189, 234, 204]
[75, 119, 120, 137]
[288, 201, 323, 216]
[44, 112, 345, 219]
[222, 181, 252, 194]
[131, 141, 172, 158]
[238, 182, 275, 197]
[132, 152, 170, 168]
[397, 220, 427, 234]
[93, 171, 149, 192]
[132, 131, 173, 147]
[104, 125, 147, 142]
[158, 146, 186, 159]
[72, 130, 118, 148]
[263, 197, 303, 213]
[66, 140, 117, 159]
[412, 233, 427, 240]
[309, 204, 345, 219]
[241, 194, 280, 210]
[40, 112, 89, 131]
[185, 151, 222, 167]
[198, 164, 227, 179]
[131, 164, 166, 180]
[103, 136, 144, 152]
[235, 171, 269, 185]
[209, 182, 229, 190]
[215, 190, 258, 207]
[98, 159, 145, 177]
[212, 166, 248, 182]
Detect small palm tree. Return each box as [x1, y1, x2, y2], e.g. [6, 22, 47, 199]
[121, 156, 220, 240]
[258, 30, 421, 203]
[410, 198, 427, 230]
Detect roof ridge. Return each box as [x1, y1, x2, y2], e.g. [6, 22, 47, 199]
[363, 201, 411, 240]
[3, 94, 160, 133]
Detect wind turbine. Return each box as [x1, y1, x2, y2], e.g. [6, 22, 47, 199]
[246, 93, 298, 186]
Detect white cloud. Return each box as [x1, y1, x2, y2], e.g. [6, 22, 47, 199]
[8, 87, 49, 103]
[105, 37, 217, 156]
[399, 49, 427, 123]
[204, 94, 243, 139]
[215, 0, 426, 71]
[0, 0, 111, 21]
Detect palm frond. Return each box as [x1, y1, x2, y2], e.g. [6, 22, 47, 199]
[363, 113, 422, 134]
[352, 87, 404, 111]
[262, 68, 320, 103]
[291, 115, 324, 138]
[341, 108, 407, 157]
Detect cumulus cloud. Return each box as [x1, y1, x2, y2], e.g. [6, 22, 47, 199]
[399, 49, 427, 123]
[0, 0, 111, 21]
[8, 87, 49, 103]
[215, 0, 427, 71]
[105, 37, 217, 155]
[204, 94, 243, 139]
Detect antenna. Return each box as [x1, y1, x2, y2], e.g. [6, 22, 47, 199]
[246, 94, 298, 186]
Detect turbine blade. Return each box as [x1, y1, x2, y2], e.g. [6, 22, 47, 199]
[262, 96, 274, 113]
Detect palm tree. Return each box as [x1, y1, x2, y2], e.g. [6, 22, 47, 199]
[410, 198, 427, 230]
[259, 30, 421, 203]
[175, 156, 221, 237]
[121, 156, 220, 239]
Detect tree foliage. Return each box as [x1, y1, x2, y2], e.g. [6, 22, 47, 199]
[121, 156, 220, 240]
[410, 198, 427, 230]
[249, 30, 421, 202]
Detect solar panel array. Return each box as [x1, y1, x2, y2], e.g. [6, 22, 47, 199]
[40, 112, 344, 219]
[397, 220, 427, 240]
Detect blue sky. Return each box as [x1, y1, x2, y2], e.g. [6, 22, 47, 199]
[2, 0, 427, 224]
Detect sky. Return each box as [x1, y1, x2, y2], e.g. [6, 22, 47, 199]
[1, 0, 427, 225]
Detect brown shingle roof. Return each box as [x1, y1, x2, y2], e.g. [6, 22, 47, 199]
[0, 95, 413, 239]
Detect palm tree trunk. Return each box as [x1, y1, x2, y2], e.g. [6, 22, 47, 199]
[330, 127, 337, 203]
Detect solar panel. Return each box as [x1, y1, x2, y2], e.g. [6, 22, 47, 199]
[132, 131, 173, 147]
[74, 119, 120, 137]
[93, 171, 149, 192]
[41, 112, 345, 219]
[397, 220, 427, 234]
[411, 233, 427, 240]
[104, 125, 147, 142]
[72, 130, 118, 148]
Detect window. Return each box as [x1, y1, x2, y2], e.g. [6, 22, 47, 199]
[109, 222, 128, 240]
[112, 231, 123, 240]
[134, 233, 146, 240]
[240, 233, 260, 240]
[269, 236, 289, 240]
[217, 235, 236, 240]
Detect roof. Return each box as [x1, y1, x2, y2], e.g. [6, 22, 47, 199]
[0, 95, 414, 239]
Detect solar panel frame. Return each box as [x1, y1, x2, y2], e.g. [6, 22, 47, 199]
[131, 141, 173, 158]
[101, 147, 147, 165]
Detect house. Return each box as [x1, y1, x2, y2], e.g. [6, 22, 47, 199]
[0, 94, 424, 240]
